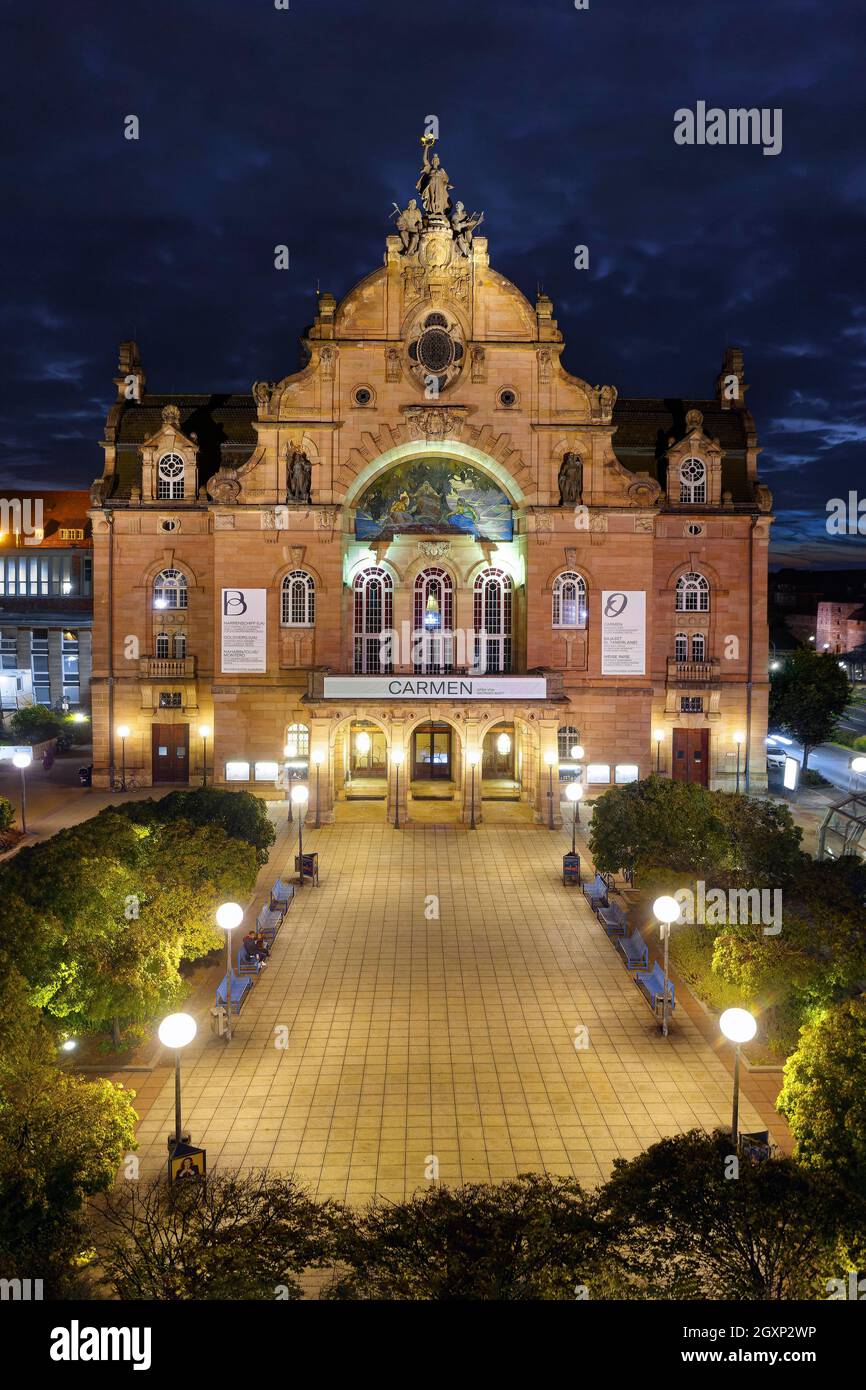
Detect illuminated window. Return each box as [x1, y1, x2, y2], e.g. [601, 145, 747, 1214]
[281, 570, 315, 627]
[353, 567, 393, 674]
[153, 568, 188, 609]
[473, 568, 512, 674]
[557, 725, 581, 760]
[225, 761, 250, 782]
[586, 763, 611, 785]
[552, 572, 587, 629]
[413, 568, 454, 674]
[615, 764, 639, 784]
[284, 723, 309, 758]
[157, 453, 185, 501]
[675, 572, 709, 613]
[679, 458, 706, 504]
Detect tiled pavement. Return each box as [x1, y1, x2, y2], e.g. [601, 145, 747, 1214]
[128, 816, 775, 1203]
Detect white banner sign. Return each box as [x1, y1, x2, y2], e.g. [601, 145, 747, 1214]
[322, 675, 548, 700]
[221, 588, 267, 673]
[601, 591, 646, 675]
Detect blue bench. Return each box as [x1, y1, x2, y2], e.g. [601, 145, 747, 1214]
[616, 928, 648, 970]
[237, 945, 264, 978]
[582, 873, 610, 910]
[635, 961, 675, 1013]
[598, 900, 628, 937]
[270, 878, 294, 914]
[256, 903, 282, 942]
[216, 972, 254, 1015]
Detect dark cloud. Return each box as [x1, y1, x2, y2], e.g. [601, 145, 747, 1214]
[0, 0, 863, 568]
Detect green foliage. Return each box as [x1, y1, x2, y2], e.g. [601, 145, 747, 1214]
[778, 996, 866, 1195]
[0, 795, 14, 832]
[7, 703, 65, 743]
[324, 1174, 609, 1300]
[94, 1171, 338, 1300]
[122, 788, 276, 865]
[588, 775, 803, 883]
[769, 648, 852, 768]
[599, 1129, 845, 1300]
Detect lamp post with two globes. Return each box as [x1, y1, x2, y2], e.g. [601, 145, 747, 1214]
[719, 1007, 757, 1146]
[158, 1011, 197, 1150]
[12, 751, 31, 833]
[653, 895, 681, 1038]
[215, 902, 243, 1043]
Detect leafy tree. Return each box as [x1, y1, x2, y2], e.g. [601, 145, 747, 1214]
[769, 647, 852, 770]
[324, 1174, 608, 1300]
[598, 1129, 844, 1300]
[93, 1171, 338, 1300]
[122, 788, 276, 864]
[0, 795, 14, 832]
[778, 996, 866, 1194]
[0, 956, 137, 1297]
[7, 703, 65, 743]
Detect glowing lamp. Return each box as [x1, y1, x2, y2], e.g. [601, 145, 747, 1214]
[719, 1008, 757, 1044]
[158, 1013, 197, 1050]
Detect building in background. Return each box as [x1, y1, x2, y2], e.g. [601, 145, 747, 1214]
[0, 491, 92, 715]
[88, 146, 773, 817]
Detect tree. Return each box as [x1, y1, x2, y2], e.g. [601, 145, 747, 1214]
[598, 1129, 844, 1300]
[769, 647, 852, 770]
[778, 996, 866, 1194]
[93, 1171, 338, 1300]
[323, 1175, 608, 1300]
[122, 788, 276, 864]
[0, 956, 138, 1297]
[8, 703, 65, 743]
[0, 795, 14, 833]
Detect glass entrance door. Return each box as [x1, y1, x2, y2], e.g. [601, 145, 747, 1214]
[413, 723, 452, 780]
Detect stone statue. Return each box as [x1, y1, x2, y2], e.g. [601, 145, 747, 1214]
[395, 199, 422, 254]
[286, 447, 312, 504]
[449, 200, 484, 256]
[416, 146, 452, 217]
[558, 453, 583, 506]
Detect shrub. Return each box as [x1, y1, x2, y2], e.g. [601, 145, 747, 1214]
[122, 788, 275, 864]
[0, 796, 14, 833]
[8, 704, 64, 743]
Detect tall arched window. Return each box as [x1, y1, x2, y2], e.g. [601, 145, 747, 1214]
[552, 571, 588, 629]
[353, 567, 393, 674]
[679, 458, 707, 504]
[155, 631, 170, 659]
[153, 568, 188, 609]
[174, 631, 187, 659]
[474, 567, 512, 674]
[691, 632, 705, 662]
[157, 452, 186, 501]
[413, 567, 454, 674]
[281, 570, 315, 627]
[674, 632, 688, 662]
[675, 572, 710, 612]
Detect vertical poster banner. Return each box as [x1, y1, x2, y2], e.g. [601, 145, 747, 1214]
[221, 588, 267, 673]
[601, 591, 646, 675]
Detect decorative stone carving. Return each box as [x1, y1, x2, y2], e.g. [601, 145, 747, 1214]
[214, 513, 235, 530]
[161, 404, 181, 428]
[90, 478, 105, 506]
[394, 199, 422, 255]
[537, 347, 552, 384]
[252, 381, 275, 410]
[315, 508, 339, 535]
[416, 143, 453, 217]
[319, 346, 337, 379]
[449, 201, 484, 257]
[685, 407, 704, 432]
[589, 384, 617, 421]
[285, 447, 312, 504]
[471, 346, 486, 383]
[419, 540, 452, 559]
[627, 475, 662, 507]
[402, 405, 464, 440]
[634, 516, 655, 534]
[564, 546, 577, 568]
[754, 483, 773, 513]
[557, 452, 583, 506]
[206, 468, 241, 504]
[532, 510, 554, 544]
[402, 266, 427, 304]
[385, 347, 402, 382]
[450, 269, 471, 303]
[290, 545, 305, 567]
[420, 227, 454, 270]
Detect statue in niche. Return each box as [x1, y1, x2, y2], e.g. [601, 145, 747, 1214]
[558, 452, 583, 506]
[286, 447, 312, 504]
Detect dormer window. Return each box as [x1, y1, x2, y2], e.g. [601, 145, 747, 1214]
[157, 453, 185, 500]
[679, 457, 706, 504]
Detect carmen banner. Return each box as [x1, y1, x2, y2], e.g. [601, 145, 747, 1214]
[601, 590, 646, 675]
[322, 675, 548, 700]
[220, 588, 267, 673]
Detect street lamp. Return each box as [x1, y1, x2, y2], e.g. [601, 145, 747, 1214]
[466, 748, 481, 830]
[565, 781, 583, 854]
[391, 745, 404, 830]
[198, 724, 211, 788]
[355, 728, 371, 772]
[116, 724, 130, 792]
[733, 731, 745, 794]
[292, 784, 309, 883]
[311, 747, 325, 828]
[653, 894, 680, 1038]
[719, 1007, 757, 1146]
[283, 742, 294, 823]
[12, 751, 31, 833]
[215, 902, 243, 1044]
[544, 747, 558, 829]
[653, 728, 665, 775]
[158, 1012, 197, 1150]
[852, 755, 866, 791]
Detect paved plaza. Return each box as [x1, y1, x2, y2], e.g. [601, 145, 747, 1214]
[128, 817, 776, 1203]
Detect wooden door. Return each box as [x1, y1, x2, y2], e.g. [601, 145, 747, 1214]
[152, 724, 189, 784]
[672, 728, 709, 786]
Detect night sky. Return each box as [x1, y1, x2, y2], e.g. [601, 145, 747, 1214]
[2, 0, 864, 568]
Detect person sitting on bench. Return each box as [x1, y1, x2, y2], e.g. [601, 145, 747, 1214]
[243, 932, 268, 963]
[252, 930, 271, 960]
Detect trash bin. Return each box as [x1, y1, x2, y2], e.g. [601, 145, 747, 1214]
[562, 852, 582, 885]
[210, 1005, 228, 1037]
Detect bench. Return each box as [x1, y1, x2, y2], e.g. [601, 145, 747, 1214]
[237, 945, 264, 978]
[256, 903, 283, 943]
[562, 852, 582, 886]
[216, 972, 254, 1015]
[582, 873, 610, 910]
[295, 851, 319, 886]
[270, 877, 294, 914]
[598, 900, 628, 937]
[616, 928, 649, 970]
[635, 961, 675, 1014]
[739, 1130, 774, 1163]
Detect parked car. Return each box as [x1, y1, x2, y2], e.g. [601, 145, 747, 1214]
[766, 748, 787, 770]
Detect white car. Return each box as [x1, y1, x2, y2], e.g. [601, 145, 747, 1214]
[766, 748, 787, 770]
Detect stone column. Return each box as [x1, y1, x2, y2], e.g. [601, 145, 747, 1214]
[388, 720, 410, 825]
[309, 717, 335, 823]
[536, 719, 562, 827]
[461, 718, 482, 825]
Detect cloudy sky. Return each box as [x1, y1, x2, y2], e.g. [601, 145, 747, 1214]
[1, 0, 864, 568]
